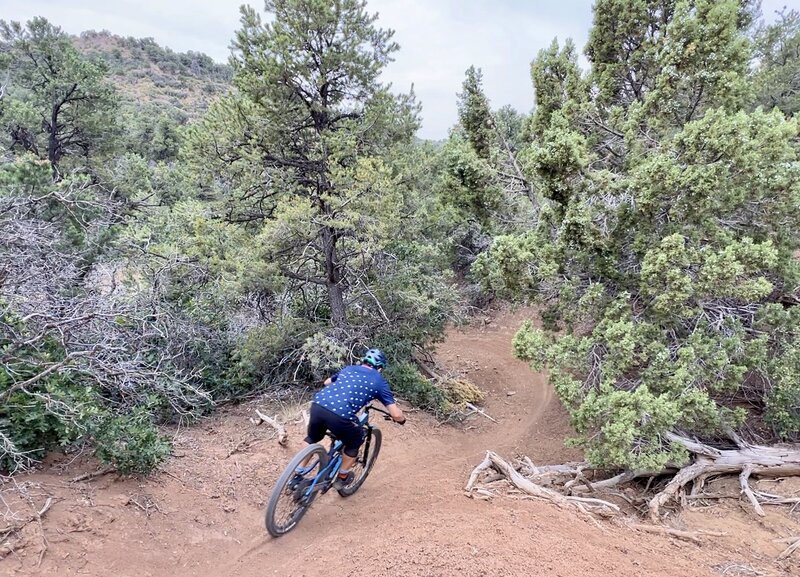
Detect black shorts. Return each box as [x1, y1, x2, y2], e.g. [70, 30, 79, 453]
[305, 403, 364, 458]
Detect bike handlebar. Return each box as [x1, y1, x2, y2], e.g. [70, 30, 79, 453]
[365, 404, 405, 425]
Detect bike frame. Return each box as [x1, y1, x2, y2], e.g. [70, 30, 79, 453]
[299, 407, 382, 498]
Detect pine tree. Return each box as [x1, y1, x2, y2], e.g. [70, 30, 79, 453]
[457, 66, 494, 160]
[185, 0, 418, 329]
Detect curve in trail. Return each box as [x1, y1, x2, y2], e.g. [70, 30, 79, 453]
[222, 308, 712, 577]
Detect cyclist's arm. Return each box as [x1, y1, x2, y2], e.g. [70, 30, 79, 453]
[385, 403, 406, 424]
[375, 374, 405, 423]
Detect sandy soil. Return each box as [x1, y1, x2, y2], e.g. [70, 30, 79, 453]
[1, 307, 798, 577]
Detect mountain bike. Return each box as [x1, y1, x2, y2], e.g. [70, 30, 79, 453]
[265, 404, 394, 537]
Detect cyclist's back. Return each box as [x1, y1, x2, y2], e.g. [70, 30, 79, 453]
[313, 364, 395, 420]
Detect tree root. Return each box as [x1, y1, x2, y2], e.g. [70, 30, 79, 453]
[467, 434, 800, 526]
[648, 433, 800, 521]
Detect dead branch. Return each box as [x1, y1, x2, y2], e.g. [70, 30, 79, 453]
[465, 452, 493, 492]
[37, 497, 53, 518]
[225, 436, 256, 458]
[411, 353, 442, 381]
[128, 493, 161, 516]
[685, 493, 738, 500]
[0, 494, 54, 564]
[71, 466, 116, 483]
[464, 403, 497, 423]
[1, 178, 215, 473]
[776, 536, 800, 560]
[739, 465, 765, 517]
[254, 409, 288, 446]
[569, 470, 655, 494]
[467, 451, 620, 517]
[33, 497, 51, 568]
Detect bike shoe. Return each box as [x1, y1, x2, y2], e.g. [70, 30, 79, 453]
[333, 471, 354, 490]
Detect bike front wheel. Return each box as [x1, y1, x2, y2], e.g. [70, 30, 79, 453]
[265, 443, 329, 537]
[337, 427, 382, 497]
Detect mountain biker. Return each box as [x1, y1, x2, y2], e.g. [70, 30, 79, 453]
[297, 348, 406, 489]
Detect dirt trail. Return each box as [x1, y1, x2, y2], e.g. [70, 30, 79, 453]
[2, 308, 797, 576]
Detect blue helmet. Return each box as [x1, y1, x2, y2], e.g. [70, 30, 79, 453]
[362, 348, 387, 369]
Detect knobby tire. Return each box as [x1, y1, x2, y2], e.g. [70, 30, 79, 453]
[265, 443, 329, 537]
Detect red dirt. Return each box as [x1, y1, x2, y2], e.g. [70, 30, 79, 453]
[2, 307, 798, 577]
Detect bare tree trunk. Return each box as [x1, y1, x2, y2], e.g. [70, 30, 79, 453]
[48, 105, 60, 180]
[321, 225, 346, 327]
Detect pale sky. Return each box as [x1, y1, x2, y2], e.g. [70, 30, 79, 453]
[3, 0, 791, 140]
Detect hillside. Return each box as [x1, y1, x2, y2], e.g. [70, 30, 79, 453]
[73, 30, 232, 119]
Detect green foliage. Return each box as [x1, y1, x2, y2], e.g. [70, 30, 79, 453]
[89, 405, 171, 475]
[762, 307, 800, 438]
[0, 307, 173, 475]
[521, 112, 588, 207]
[302, 333, 348, 374]
[118, 105, 187, 162]
[171, 0, 457, 392]
[458, 66, 494, 159]
[529, 39, 584, 138]
[383, 362, 446, 413]
[437, 134, 503, 228]
[0, 9, 462, 478]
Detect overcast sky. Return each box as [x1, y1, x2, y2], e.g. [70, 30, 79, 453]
[3, 0, 791, 140]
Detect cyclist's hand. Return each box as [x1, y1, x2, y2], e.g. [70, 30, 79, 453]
[382, 415, 405, 425]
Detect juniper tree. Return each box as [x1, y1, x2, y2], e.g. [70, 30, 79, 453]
[476, 0, 800, 470]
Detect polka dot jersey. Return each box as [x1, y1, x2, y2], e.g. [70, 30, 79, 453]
[314, 365, 396, 420]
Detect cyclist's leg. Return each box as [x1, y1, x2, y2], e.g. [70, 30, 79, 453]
[298, 403, 327, 469]
[334, 424, 364, 484]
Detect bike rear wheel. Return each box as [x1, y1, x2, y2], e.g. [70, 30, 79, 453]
[265, 444, 329, 537]
[337, 427, 382, 497]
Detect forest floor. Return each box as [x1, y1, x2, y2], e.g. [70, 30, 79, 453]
[2, 307, 799, 577]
